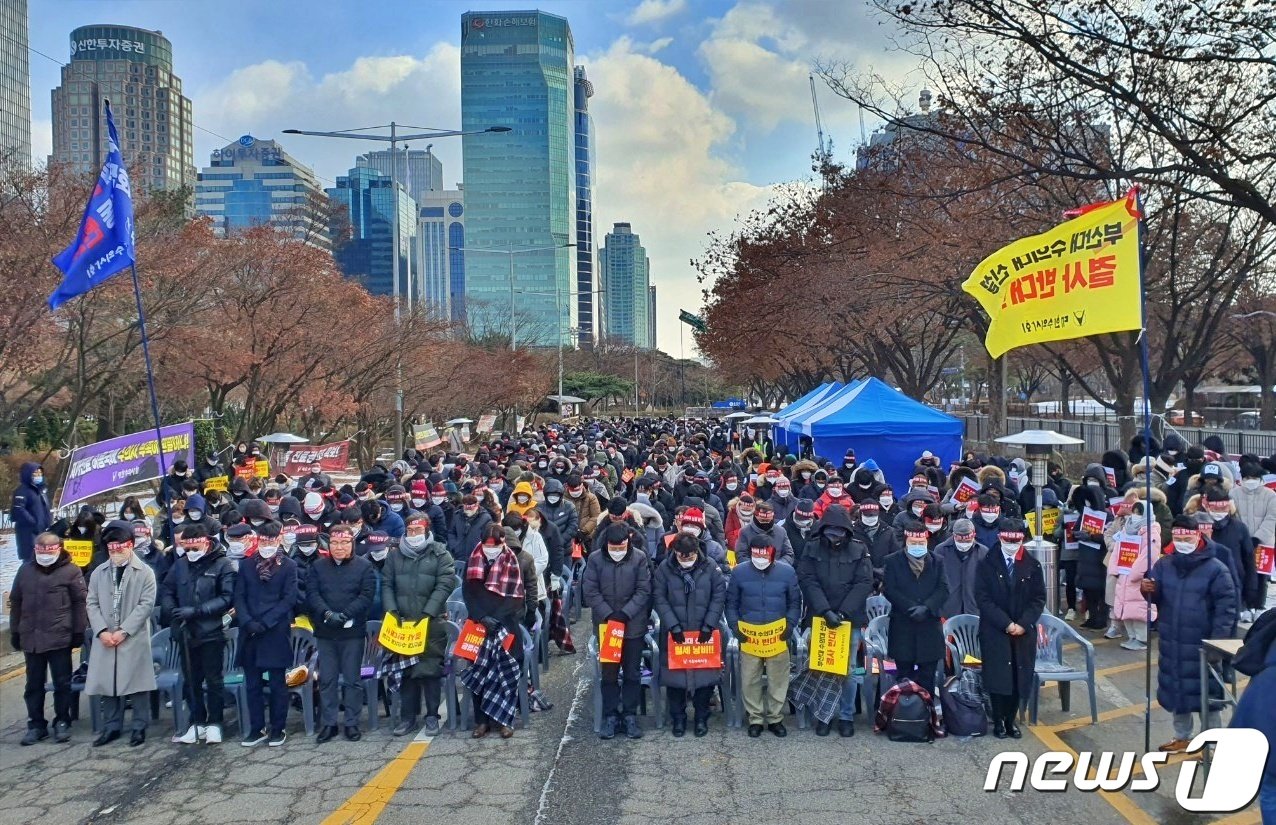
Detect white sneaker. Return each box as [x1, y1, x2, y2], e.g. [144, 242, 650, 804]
[1064, 609, 1077, 622]
[1120, 639, 1147, 651]
[1103, 625, 1122, 640]
[172, 725, 199, 744]
[204, 725, 222, 744]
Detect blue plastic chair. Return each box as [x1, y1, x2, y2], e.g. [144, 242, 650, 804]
[1030, 613, 1098, 725]
[220, 627, 247, 733]
[360, 620, 384, 730]
[943, 614, 982, 676]
[440, 620, 462, 732]
[866, 594, 891, 620]
[287, 627, 318, 735]
[446, 586, 467, 626]
[153, 626, 187, 732]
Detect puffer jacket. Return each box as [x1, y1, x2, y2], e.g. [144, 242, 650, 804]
[734, 522, 794, 567]
[1231, 480, 1276, 546]
[507, 481, 538, 517]
[1149, 549, 1237, 714]
[447, 508, 493, 562]
[161, 549, 237, 646]
[1231, 636, 1276, 784]
[653, 553, 727, 691]
[568, 488, 603, 540]
[725, 556, 801, 634]
[9, 551, 89, 653]
[539, 479, 580, 540]
[797, 505, 874, 626]
[382, 539, 457, 677]
[1103, 521, 1160, 623]
[582, 544, 652, 639]
[10, 462, 52, 562]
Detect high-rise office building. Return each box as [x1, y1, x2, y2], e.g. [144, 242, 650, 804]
[194, 135, 331, 250]
[573, 65, 596, 348]
[600, 222, 651, 348]
[356, 147, 442, 206]
[51, 25, 194, 193]
[460, 10, 576, 346]
[648, 285, 657, 350]
[418, 187, 465, 322]
[326, 165, 418, 299]
[0, 0, 31, 162]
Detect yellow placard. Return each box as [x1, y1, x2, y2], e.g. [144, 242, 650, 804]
[726, 550, 737, 568]
[202, 475, 230, 493]
[64, 539, 94, 568]
[738, 618, 787, 658]
[807, 616, 852, 675]
[378, 614, 428, 655]
[292, 615, 314, 632]
[254, 459, 271, 478]
[962, 192, 1143, 358]
[1025, 506, 1061, 538]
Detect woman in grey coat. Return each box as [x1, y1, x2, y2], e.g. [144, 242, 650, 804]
[653, 533, 726, 737]
[85, 521, 157, 747]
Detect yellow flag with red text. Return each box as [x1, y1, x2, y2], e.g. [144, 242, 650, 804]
[962, 191, 1143, 358]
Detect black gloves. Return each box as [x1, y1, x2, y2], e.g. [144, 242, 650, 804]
[698, 627, 713, 644]
[608, 610, 630, 624]
[822, 610, 842, 628]
[524, 608, 538, 629]
[172, 606, 196, 621]
[323, 611, 348, 628]
[670, 626, 686, 644]
[245, 621, 266, 636]
[908, 605, 929, 621]
[481, 616, 501, 633]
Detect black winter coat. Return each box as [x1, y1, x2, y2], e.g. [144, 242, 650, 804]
[234, 556, 299, 670]
[883, 551, 949, 663]
[975, 550, 1047, 697]
[307, 556, 378, 640]
[161, 550, 237, 646]
[582, 546, 653, 639]
[854, 523, 900, 592]
[1209, 516, 1258, 609]
[797, 508, 874, 626]
[9, 552, 88, 653]
[652, 554, 726, 690]
[447, 510, 493, 561]
[1149, 550, 1238, 713]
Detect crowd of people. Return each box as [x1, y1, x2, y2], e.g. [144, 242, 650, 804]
[7, 421, 1273, 767]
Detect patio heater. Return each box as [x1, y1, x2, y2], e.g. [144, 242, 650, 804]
[995, 429, 1084, 615]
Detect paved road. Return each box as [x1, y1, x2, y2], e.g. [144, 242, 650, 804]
[0, 608, 1264, 825]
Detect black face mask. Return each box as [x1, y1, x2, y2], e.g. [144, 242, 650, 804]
[824, 527, 848, 544]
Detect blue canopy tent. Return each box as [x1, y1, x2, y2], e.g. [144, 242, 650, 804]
[784, 380, 862, 447]
[793, 378, 962, 490]
[772, 382, 842, 451]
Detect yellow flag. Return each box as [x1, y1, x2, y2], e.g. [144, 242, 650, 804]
[962, 191, 1143, 358]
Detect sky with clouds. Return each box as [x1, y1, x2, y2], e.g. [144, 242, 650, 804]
[27, 0, 922, 353]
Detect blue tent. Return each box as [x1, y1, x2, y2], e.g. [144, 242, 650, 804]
[772, 382, 842, 449]
[784, 380, 862, 444]
[795, 378, 962, 490]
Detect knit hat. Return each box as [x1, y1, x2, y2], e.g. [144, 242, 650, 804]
[682, 508, 707, 529]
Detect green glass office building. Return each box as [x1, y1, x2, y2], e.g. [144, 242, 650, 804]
[460, 10, 576, 346]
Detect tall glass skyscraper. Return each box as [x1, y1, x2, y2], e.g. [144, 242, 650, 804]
[460, 11, 576, 346]
[418, 188, 465, 322]
[357, 147, 442, 205]
[0, 0, 31, 162]
[51, 25, 194, 192]
[326, 165, 418, 299]
[600, 223, 651, 348]
[573, 65, 596, 348]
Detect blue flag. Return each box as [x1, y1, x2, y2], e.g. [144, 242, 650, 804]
[49, 101, 136, 310]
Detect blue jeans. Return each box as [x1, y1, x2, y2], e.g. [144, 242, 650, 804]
[1260, 776, 1276, 825]
[838, 627, 864, 721]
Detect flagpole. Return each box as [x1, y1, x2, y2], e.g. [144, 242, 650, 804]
[128, 263, 172, 540]
[1134, 187, 1154, 755]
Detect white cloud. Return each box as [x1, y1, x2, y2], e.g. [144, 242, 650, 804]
[626, 0, 688, 26]
[30, 117, 52, 167]
[643, 37, 674, 54]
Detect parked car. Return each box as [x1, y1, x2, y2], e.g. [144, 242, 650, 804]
[1224, 411, 1261, 430]
[1167, 409, 1205, 426]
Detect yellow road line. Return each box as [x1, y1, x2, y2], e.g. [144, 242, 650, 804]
[1039, 703, 1147, 734]
[321, 739, 431, 825]
[1096, 659, 1156, 678]
[0, 665, 26, 684]
[1028, 723, 1158, 825]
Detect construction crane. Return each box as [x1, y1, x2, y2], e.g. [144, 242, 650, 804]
[808, 74, 831, 168]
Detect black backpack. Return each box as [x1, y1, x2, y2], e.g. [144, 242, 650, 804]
[940, 674, 988, 737]
[882, 680, 935, 742]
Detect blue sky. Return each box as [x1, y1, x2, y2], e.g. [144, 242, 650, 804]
[28, 0, 918, 352]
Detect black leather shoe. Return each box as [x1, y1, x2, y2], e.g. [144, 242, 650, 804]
[316, 725, 338, 744]
[129, 730, 146, 747]
[993, 720, 1008, 739]
[21, 728, 48, 746]
[671, 719, 686, 738]
[1005, 720, 1022, 739]
[93, 729, 121, 747]
[693, 719, 709, 738]
[768, 722, 788, 738]
[747, 724, 763, 738]
[814, 720, 831, 737]
[837, 719, 855, 738]
[344, 726, 361, 742]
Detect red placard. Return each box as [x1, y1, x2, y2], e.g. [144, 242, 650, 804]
[1256, 545, 1275, 577]
[951, 476, 980, 504]
[667, 629, 723, 671]
[451, 619, 515, 662]
[1264, 474, 1276, 492]
[1115, 539, 1140, 575]
[279, 440, 351, 476]
[1103, 467, 1116, 489]
[598, 620, 626, 663]
[1081, 505, 1106, 535]
[234, 457, 257, 480]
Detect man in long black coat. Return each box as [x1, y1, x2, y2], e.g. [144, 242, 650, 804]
[974, 518, 1046, 739]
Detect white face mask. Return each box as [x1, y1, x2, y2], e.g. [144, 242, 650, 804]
[954, 539, 975, 552]
[109, 551, 131, 567]
[431, 495, 446, 505]
[282, 532, 296, 547]
[370, 548, 389, 561]
[980, 511, 999, 523]
[250, 518, 266, 527]
[1000, 541, 1020, 556]
[133, 537, 152, 554]
[1173, 539, 1197, 554]
[680, 525, 702, 538]
[35, 551, 59, 567]
[827, 486, 843, 498]
[677, 557, 696, 569]
[390, 502, 405, 512]
[258, 544, 278, 559]
[751, 555, 772, 570]
[607, 548, 627, 562]
[185, 549, 206, 563]
[925, 522, 942, 533]
[1209, 509, 1229, 522]
[1086, 479, 1101, 487]
[801, 472, 812, 480]
[776, 488, 790, 499]
[189, 512, 205, 522]
[726, 482, 739, 491]
[879, 497, 893, 509]
[861, 515, 879, 528]
[268, 504, 280, 515]
[482, 545, 503, 561]
[568, 488, 582, 499]
[297, 543, 317, 556]
[227, 541, 247, 559]
[1243, 478, 1262, 491]
[411, 497, 427, 508]
[403, 534, 428, 550]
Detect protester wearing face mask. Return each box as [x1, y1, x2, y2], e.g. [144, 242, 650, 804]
[1101, 499, 1158, 651]
[309, 525, 377, 744]
[564, 473, 602, 546]
[726, 535, 801, 738]
[663, 507, 729, 570]
[783, 499, 817, 565]
[85, 522, 157, 747]
[383, 513, 456, 737]
[1196, 487, 1255, 625]
[971, 493, 1004, 556]
[447, 494, 494, 577]
[159, 460, 192, 509]
[582, 523, 652, 740]
[852, 500, 899, 593]
[653, 532, 727, 739]
[975, 519, 1046, 740]
[813, 478, 849, 520]
[162, 522, 236, 745]
[127, 519, 170, 582]
[10, 533, 89, 745]
[538, 478, 580, 550]
[768, 477, 797, 524]
[1230, 462, 1276, 619]
[734, 501, 795, 568]
[462, 525, 528, 740]
[934, 518, 988, 617]
[883, 525, 949, 696]
[1141, 515, 1238, 753]
[233, 521, 297, 748]
[797, 503, 873, 737]
[223, 523, 256, 571]
[724, 493, 757, 552]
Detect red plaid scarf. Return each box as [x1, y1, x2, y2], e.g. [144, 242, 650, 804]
[465, 544, 525, 600]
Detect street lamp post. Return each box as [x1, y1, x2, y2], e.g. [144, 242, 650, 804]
[282, 122, 509, 456]
[457, 243, 575, 351]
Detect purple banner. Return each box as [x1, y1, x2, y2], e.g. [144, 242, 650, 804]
[59, 422, 195, 507]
